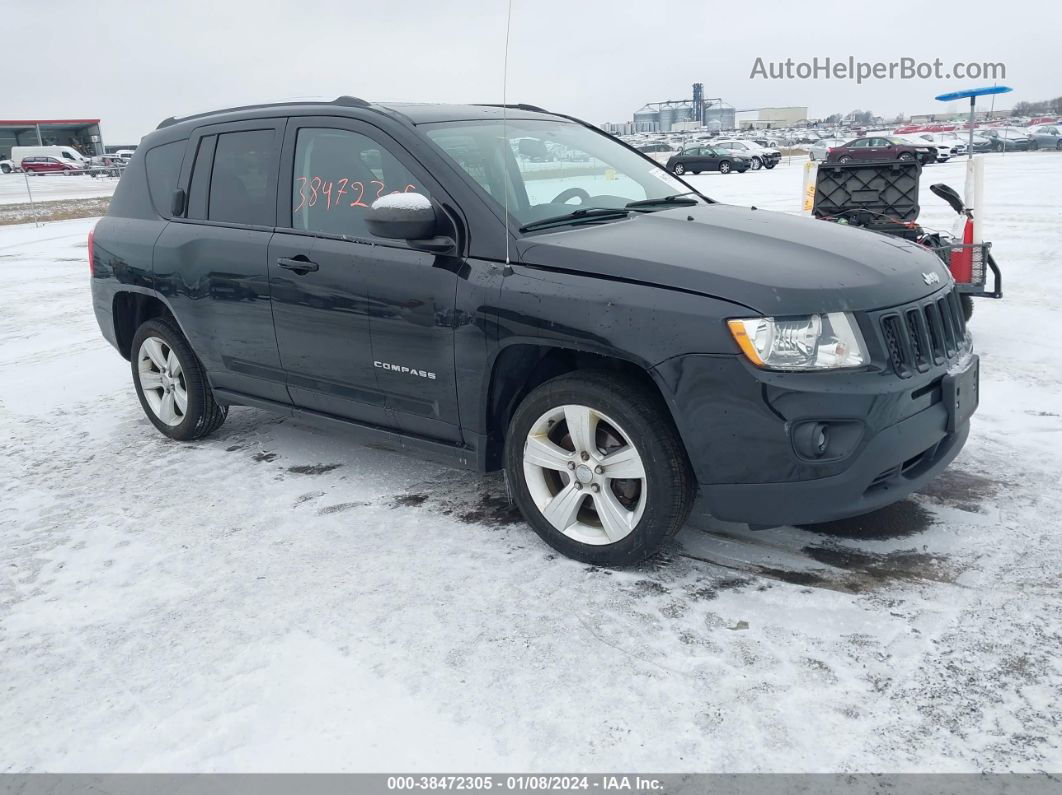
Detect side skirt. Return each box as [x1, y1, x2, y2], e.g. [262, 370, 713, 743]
[213, 388, 486, 471]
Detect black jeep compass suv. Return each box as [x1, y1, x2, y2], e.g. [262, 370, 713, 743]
[90, 96, 978, 565]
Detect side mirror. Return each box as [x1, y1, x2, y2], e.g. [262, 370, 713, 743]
[366, 192, 437, 241]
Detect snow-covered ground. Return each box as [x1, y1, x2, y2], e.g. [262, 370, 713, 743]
[0, 172, 120, 206]
[2, 152, 1061, 773]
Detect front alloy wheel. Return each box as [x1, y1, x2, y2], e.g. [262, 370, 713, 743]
[750, 156, 762, 170]
[523, 405, 647, 546]
[719, 161, 731, 174]
[505, 371, 694, 565]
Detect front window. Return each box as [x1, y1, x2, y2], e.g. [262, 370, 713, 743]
[424, 119, 699, 229]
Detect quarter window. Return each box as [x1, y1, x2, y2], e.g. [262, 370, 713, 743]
[290, 127, 427, 238]
[145, 140, 187, 218]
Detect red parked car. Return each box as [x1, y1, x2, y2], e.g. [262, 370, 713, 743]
[826, 136, 936, 166]
[20, 156, 82, 175]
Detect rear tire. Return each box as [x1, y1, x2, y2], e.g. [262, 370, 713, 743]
[131, 318, 227, 441]
[838, 155, 852, 164]
[961, 294, 974, 321]
[504, 371, 694, 566]
[719, 161, 731, 174]
[672, 163, 686, 175]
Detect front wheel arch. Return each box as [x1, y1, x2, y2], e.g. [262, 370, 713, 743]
[482, 343, 681, 472]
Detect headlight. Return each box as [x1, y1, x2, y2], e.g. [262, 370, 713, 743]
[727, 312, 868, 371]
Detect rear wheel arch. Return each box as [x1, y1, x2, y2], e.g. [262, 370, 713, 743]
[112, 292, 176, 360]
[482, 343, 685, 472]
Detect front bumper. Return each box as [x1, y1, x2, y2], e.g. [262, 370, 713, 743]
[652, 295, 976, 527]
[703, 401, 969, 526]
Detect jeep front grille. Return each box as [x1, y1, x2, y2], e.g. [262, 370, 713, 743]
[879, 286, 967, 378]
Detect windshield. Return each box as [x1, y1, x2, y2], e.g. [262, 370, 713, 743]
[423, 118, 700, 229]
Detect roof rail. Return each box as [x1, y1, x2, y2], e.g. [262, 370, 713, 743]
[475, 103, 551, 114]
[157, 95, 372, 129]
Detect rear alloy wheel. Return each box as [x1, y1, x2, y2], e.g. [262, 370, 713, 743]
[505, 371, 694, 566]
[1056, 141, 1062, 151]
[838, 155, 852, 164]
[672, 163, 686, 175]
[719, 161, 731, 174]
[131, 318, 227, 441]
[138, 336, 188, 427]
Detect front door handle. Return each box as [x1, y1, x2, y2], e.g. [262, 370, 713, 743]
[276, 256, 319, 274]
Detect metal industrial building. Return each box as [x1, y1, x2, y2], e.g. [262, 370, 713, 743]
[629, 84, 736, 133]
[616, 85, 807, 134]
[0, 119, 105, 160]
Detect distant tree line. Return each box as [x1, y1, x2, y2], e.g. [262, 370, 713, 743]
[1012, 96, 1062, 116]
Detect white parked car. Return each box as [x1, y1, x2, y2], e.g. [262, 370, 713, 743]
[918, 132, 967, 157]
[808, 138, 847, 161]
[897, 135, 953, 162]
[712, 139, 781, 170]
[0, 158, 15, 174]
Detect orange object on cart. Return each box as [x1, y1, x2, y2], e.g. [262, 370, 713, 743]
[949, 217, 974, 284]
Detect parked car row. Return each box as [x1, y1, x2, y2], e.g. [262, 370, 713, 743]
[0, 145, 132, 175]
[664, 139, 781, 175]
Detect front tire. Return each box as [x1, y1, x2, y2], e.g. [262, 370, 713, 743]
[961, 294, 974, 321]
[505, 371, 694, 566]
[719, 160, 731, 174]
[131, 318, 227, 441]
[750, 156, 763, 170]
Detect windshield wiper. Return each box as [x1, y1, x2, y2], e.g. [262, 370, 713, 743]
[518, 207, 631, 233]
[625, 192, 700, 210]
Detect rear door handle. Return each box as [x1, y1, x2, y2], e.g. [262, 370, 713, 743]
[276, 256, 319, 273]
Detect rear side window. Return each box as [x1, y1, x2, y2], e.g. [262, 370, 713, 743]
[145, 140, 187, 217]
[208, 130, 276, 226]
[290, 127, 427, 238]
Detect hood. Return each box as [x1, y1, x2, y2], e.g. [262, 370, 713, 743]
[517, 204, 952, 316]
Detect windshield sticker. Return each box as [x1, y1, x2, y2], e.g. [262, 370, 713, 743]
[648, 167, 685, 191]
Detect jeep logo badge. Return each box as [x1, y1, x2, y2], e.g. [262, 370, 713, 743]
[922, 271, 941, 286]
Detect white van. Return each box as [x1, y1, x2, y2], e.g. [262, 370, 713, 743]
[11, 146, 90, 169]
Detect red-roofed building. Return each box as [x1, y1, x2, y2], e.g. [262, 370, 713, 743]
[0, 119, 105, 160]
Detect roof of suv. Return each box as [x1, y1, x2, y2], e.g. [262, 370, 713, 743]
[156, 96, 566, 131]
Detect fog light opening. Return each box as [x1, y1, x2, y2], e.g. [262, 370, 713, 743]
[815, 424, 829, 456]
[793, 421, 832, 460]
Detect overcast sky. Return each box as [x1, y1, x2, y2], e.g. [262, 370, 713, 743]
[6, 0, 1059, 144]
